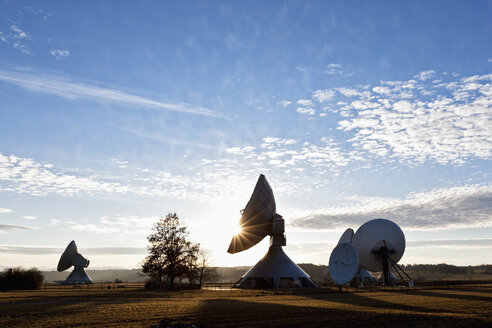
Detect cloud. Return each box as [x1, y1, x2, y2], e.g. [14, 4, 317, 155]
[22, 216, 37, 220]
[1, 25, 32, 54]
[0, 70, 218, 117]
[414, 70, 436, 80]
[50, 49, 70, 60]
[296, 107, 315, 115]
[0, 208, 12, 214]
[10, 25, 30, 40]
[291, 184, 492, 231]
[312, 89, 335, 103]
[278, 100, 291, 107]
[0, 224, 37, 232]
[337, 73, 492, 164]
[0, 245, 145, 255]
[372, 86, 391, 95]
[324, 63, 343, 75]
[70, 215, 160, 235]
[407, 239, 492, 249]
[336, 87, 362, 97]
[0, 153, 130, 196]
[297, 99, 314, 107]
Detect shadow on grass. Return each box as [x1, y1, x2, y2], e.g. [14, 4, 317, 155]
[296, 290, 465, 315]
[152, 297, 492, 328]
[385, 288, 492, 302]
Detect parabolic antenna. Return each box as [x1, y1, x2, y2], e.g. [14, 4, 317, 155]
[57, 240, 92, 284]
[228, 174, 318, 289]
[228, 174, 276, 254]
[328, 242, 359, 286]
[337, 228, 354, 245]
[352, 218, 406, 286]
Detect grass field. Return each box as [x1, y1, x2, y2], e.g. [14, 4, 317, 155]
[1, 285, 491, 328]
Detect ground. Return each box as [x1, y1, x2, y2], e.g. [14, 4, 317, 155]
[0, 285, 491, 327]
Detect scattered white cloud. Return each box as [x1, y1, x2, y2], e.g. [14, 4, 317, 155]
[0, 70, 218, 117]
[0, 208, 12, 214]
[22, 216, 37, 220]
[278, 100, 291, 107]
[312, 89, 335, 103]
[296, 107, 315, 115]
[50, 49, 70, 60]
[0, 153, 130, 196]
[225, 146, 256, 156]
[372, 86, 391, 95]
[291, 184, 492, 231]
[336, 87, 362, 97]
[297, 99, 314, 107]
[324, 63, 343, 75]
[337, 73, 492, 164]
[414, 70, 436, 80]
[1, 25, 32, 54]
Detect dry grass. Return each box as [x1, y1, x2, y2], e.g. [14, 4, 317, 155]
[1, 285, 491, 327]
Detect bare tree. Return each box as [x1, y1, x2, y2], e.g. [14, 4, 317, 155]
[196, 249, 218, 288]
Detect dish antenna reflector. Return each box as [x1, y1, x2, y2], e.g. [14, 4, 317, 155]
[328, 242, 359, 286]
[351, 219, 407, 286]
[57, 240, 92, 284]
[228, 174, 276, 254]
[337, 228, 354, 245]
[228, 174, 318, 288]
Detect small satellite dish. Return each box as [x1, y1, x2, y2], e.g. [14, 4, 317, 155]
[337, 228, 354, 245]
[352, 219, 406, 286]
[57, 240, 92, 284]
[228, 174, 318, 289]
[329, 242, 359, 286]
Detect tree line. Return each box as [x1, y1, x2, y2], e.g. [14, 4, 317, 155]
[401, 264, 492, 274]
[0, 267, 44, 290]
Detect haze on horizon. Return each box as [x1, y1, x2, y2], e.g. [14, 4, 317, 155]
[0, 0, 491, 271]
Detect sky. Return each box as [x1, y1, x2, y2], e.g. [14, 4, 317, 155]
[0, 0, 491, 271]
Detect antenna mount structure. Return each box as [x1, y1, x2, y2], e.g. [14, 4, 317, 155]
[227, 174, 318, 289]
[57, 240, 93, 285]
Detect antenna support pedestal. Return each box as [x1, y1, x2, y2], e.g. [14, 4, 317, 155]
[373, 246, 395, 286]
[270, 215, 286, 247]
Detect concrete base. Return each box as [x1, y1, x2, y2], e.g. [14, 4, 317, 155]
[61, 266, 92, 284]
[234, 246, 318, 289]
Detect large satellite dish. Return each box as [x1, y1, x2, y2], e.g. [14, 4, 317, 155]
[351, 219, 407, 286]
[328, 242, 359, 285]
[228, 174, 276, 254]
[57, 240, 92, 284]
[228, 174, 318, 289]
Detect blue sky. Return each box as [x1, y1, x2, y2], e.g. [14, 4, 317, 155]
[0, 0, 491, 270]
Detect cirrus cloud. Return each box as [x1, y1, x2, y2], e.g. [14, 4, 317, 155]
[291, 184, 492, 231]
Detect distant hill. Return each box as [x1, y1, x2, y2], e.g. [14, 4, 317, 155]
[41, 263, 492, 283]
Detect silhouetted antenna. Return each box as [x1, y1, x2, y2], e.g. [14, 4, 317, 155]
[228, 174, 318, 289]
